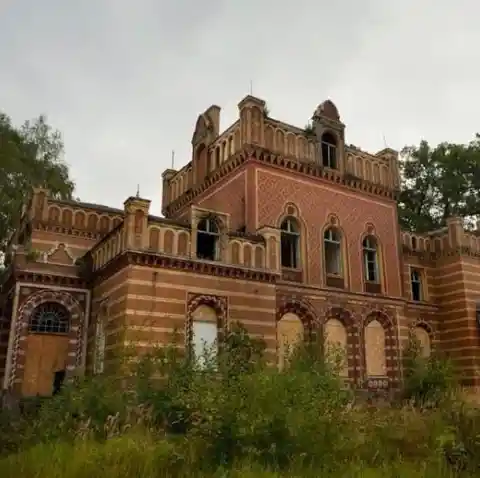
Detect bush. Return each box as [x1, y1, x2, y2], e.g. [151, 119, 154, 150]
[403, 335, 456, 406]
[0, 324, 479, 476]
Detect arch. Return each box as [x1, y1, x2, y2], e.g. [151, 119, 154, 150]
[149, 227, 160, 250]
[275, 129, 285, 153]
[324, 318, 348, 377]
[74, 211, 86, 229]
[163, 229, 175, 254]
[254, 245, 264, 268]
[315, 100, 340, 121]
[186, 294, 228, 354]
[280, 216, 300, 269]
[8, 289, 85, 391]
[99, 215, 110, 233]
[62, 208, 73, 228]
[243, 243, 253, 267]
[29, 302, 70, 334]
[48, 206, 61, 224]
[411, 322, 433, 358]
[230, 241, 241, 265]
[362, 311, 397, 382]
[321, 131, 338, 169]
[113, 217, 122, 228]
[276, 299, 317, 337]
[277, 312, 304, 369]
[87, 213, 99, 230]
[177, 231, 189, 256]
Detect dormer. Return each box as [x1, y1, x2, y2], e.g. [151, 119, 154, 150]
[312, 100, 346, 174]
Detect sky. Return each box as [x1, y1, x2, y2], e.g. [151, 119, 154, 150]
[1, 0, 479, 216]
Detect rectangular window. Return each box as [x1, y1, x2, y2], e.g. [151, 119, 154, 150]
[325, 242, 342, 276]
[411, 269, 423, 301]
[364, 251, 378, 282]
[192, 321, 218, 368]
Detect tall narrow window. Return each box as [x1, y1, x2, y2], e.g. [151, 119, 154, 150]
[281, 218, 299, 268]
[411, 269, 423, 301]
[324, 228, 342, 276]
[191, 305, 218, 369]
[321, 132, 337, 169]
[363, 236, 379, 283]
[197, 217, 219, 261]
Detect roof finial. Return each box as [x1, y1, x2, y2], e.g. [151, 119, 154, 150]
[136, 184, 140, 197]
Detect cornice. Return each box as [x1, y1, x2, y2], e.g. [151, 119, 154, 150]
[92, 249, 279, 286]
[165, 145, 398, 217]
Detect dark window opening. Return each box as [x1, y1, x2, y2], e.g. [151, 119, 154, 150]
[363, 236, 378, 283]
[321, 132, 338, 169]
[281, 218, 299, 268]
[52, 370, 66, 395]
[411, 269, 423, 301]
[324, 228, 342, 275]
[197, 217, 219, 261]
[29, 302, 70, 334]
[411, 237, 417, 251]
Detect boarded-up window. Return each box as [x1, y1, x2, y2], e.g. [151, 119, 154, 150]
[365, 320, 387, 376]
[325, 318, 348, 377]
[277, 312, 303, 370]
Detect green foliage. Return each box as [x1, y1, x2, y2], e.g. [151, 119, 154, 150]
[0, 325, 479, 477]
[398, 135, 480, 232]
[304, 123, 315, 137]
[0, 112, 75, 246]
[403, 335, 456, 407]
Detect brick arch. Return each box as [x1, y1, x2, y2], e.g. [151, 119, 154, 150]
[277, 298, 317, 339]
[8, 289, 85, 390]
[361, 310, 399, 388]
[323, 306, 358, 381]
[186, 294, 228, 349]
[410, 320, 435, 355]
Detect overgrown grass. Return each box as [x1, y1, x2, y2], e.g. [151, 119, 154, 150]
[0, 324, 479, 477]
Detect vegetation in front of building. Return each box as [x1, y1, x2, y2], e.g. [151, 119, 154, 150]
[0, 324, 479, 477]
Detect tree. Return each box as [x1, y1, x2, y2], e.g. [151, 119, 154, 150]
[398, 135, 480, 233]
[0, 113, 75, 247]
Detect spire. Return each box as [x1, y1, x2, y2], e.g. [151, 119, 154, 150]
[136, 184, 140, 198]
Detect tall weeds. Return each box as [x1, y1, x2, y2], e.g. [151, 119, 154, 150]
[0, 322, 479, 477]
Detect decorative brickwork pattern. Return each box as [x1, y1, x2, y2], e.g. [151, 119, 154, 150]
[256, 169, 401, 295]
[8, 289, 85, 391]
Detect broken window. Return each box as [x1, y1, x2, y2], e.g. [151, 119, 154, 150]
[321, 132, 337, 169]
[197, 217, 219, 261]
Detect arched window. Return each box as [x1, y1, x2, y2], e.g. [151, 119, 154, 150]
[413, 326, 431, 358]
[363, 236, 379, 283]
[321, 132, 337, 169]
[411, 269, 423, 301]
[191, 304, 218, 369]
[29, 302, 70, 334]
[280, 217, 300, 269]
[277, 312, 304, 370]
[324, 228, 342, 276]
[197, 216, 220, 261]
[365, 319, 387, 377]
[324, 318, 348, 377]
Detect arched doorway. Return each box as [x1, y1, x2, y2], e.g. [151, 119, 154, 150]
[22, 302, 71, 396]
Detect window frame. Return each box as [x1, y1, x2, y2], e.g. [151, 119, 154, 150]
[410, 268, 424, 302]
[323, 227, 343, 277]
[280, 217, 300, 269]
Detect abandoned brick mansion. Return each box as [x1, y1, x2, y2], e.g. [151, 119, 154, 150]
[0, 94, 479, 397]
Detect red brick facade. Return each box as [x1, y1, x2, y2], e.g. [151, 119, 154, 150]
[0, 94, 479, 397]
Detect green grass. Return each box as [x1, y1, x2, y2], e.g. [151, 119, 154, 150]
[0, 326, 479, 477]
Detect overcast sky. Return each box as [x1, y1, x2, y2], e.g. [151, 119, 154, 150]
[1, 0, 479, 215]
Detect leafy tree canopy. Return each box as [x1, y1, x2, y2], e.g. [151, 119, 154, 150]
[0, 112, 75, 247]
[398, 134, 480, 233]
